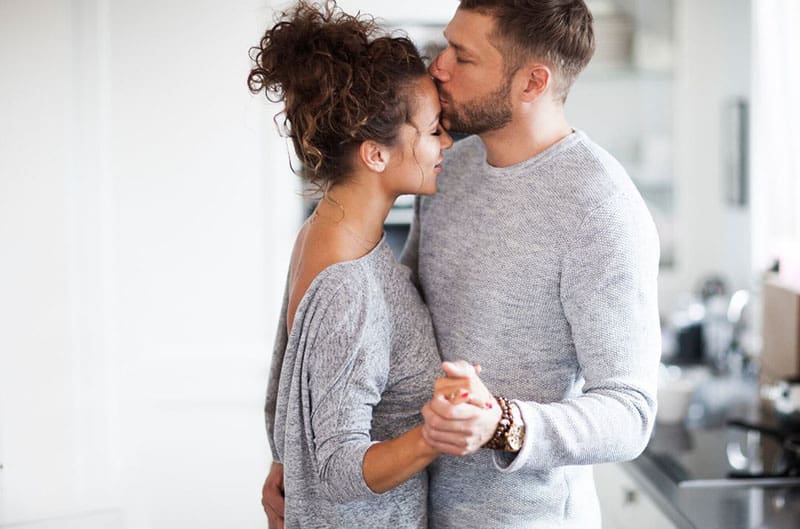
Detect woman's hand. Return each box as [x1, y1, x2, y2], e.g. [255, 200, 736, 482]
[422, 361, 502, 456]
[432, 360, 494, 410]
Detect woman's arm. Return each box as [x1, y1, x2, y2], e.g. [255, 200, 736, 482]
[362, 426, 438, 494]
[307, 279, 438, 503]
[363, 361, 494, 492]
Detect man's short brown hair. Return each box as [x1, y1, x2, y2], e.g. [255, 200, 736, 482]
[459, 0, 595, 103]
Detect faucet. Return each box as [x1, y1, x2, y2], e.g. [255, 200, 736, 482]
[723, 289, 751, 376]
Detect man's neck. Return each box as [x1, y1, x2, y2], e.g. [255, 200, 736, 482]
[478, 109, 573, 168]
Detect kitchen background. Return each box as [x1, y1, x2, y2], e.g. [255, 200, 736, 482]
[1, 0, 799, 528]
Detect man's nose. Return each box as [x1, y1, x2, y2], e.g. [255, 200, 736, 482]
[441, 129, 454, 150]
[428, 53, 449, 82]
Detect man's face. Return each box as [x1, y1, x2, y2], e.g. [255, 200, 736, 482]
[429, 8, 514, 135]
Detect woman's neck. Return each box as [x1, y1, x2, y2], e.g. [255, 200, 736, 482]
[313, 177, 395, 251]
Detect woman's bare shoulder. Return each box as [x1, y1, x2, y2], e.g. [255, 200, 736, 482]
[286, 223, 364, 331]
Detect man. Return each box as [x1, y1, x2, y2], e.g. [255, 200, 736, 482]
[404, 1, 660, 527]
[263, 1, 660, 527]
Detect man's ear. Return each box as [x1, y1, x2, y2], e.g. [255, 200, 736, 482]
[519, 63, 552, 103]
[358, 140, 390, 172]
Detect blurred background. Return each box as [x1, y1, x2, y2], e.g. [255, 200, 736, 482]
[1, 0, 799, 528]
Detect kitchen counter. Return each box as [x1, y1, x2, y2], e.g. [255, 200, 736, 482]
[622, 453, 800, 529]
[617, 406, 800, 529]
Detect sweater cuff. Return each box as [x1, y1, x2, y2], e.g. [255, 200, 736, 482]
[491, 400, 542, 473]
[320, 441, 381, 503]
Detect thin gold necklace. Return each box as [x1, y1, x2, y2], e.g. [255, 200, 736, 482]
[309, 195, 381, 253]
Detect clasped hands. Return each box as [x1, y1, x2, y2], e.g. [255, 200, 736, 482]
[422, 360, 502, 456]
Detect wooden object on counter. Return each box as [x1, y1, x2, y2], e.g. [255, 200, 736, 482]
[761, 279, 800, 380]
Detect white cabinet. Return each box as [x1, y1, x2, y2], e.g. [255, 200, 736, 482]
[594, 464, 680, 529]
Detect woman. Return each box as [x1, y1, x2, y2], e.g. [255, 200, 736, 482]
[248, 2, 460, 527]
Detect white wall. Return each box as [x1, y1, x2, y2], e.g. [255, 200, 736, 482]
[0, 0, 102, 523]
[1, 0, 300, 527]
[670, 0, 752, 305]
[750, 0, 800, 281]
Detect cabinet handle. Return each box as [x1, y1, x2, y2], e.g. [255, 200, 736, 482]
[623, 488, 638, 504]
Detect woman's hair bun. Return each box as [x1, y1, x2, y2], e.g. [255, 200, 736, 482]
[248, 1, 426, 187]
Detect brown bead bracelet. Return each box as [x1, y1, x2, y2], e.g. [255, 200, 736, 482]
[482, 396, 512, 450]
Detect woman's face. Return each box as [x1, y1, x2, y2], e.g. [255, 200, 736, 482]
[386, 76, 453, 195]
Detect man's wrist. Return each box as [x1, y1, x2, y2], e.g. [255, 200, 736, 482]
[507, 402, 525, 452]
[482, 397, 525, 452]
[482, 397, 513, 450]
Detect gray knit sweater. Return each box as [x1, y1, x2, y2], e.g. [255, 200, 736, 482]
[265, 237, 440, 529]
[401, 131, 661, 529]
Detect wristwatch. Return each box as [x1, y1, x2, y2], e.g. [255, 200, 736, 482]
[483, 397, 526, 452]
[506, 402, 525, 452]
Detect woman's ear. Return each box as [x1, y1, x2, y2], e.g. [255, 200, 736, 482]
[358, 140, 390, 173]
[520, 63, 552, 103]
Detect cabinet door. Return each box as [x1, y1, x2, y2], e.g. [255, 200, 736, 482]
[594, 464, 680, 529]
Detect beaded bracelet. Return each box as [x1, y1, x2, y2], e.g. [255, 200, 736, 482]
[482, 396, 512, 450]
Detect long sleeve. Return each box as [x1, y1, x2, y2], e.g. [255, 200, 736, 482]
[495, 192, 661, 473]
[305, 284, 388, 503]
[264, 277, 290, 462]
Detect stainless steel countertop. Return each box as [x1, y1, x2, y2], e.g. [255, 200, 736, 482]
[619, 382, 800, 529]
[615, 372, 800, 528]
[621, 455, 800, 529]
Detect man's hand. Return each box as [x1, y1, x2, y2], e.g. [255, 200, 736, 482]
[261, 462, 285, 529]
[422, 361, 502, 455]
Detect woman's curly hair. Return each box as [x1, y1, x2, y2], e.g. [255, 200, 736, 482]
[248, 1, 427, 187]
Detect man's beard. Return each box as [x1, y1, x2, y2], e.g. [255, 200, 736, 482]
[441, 79, 513, 135]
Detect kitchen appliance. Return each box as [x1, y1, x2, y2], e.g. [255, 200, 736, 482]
[656, 364, 710, 424]
[726, 419, 800, 480]
[662, 303, 706, 365]
[761, 279, 800, 380]
[644, 421, 800, 489]
[761, 377, 800, 430]
[643, 378, 800, 489]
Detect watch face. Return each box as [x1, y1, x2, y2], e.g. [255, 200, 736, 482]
[507, 424, 525, 452]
